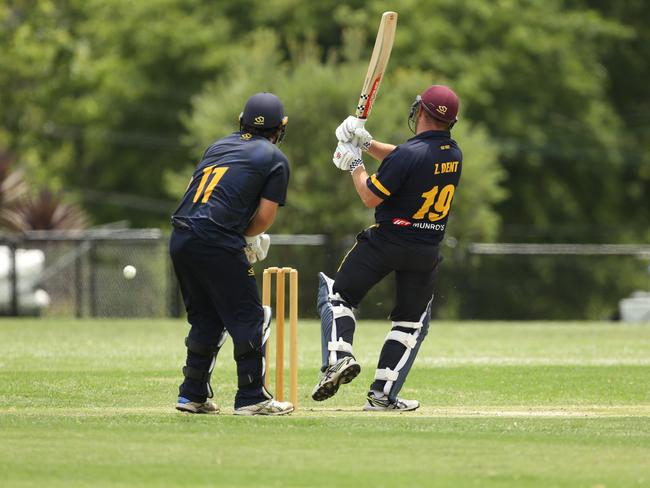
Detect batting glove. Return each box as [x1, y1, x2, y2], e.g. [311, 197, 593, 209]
[335, 116, 364, 142]
[353, 127, 373, 151]
[349, 157, 365, 174]
[333, 141, 362, 171]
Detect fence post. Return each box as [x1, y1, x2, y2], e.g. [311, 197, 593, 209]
[89, 241, 97, 317]
[74, 240, 85, 318]
[9, 238, 19, 316]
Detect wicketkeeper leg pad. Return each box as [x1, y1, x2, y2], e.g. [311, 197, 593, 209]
[233, 307, 273, 402]
[260, 305, 271, 386]
[317, 272, 356, 371]
[371, 298, 432, 402]
[182, 331, 227, 399]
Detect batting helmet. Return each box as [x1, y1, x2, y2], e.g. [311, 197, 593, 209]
[240, 92, 288, 129]
[408, 85, 459, 132]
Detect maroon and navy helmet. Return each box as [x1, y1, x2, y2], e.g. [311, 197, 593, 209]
[409, 85, 459, 132]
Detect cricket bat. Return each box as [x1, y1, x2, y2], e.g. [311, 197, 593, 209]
[355, 11, 398, 122]
[333, 11, 397, 168]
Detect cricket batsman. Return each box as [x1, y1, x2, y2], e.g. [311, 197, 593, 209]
[312, 85, 463, 411]
[170, 92, 294, 416]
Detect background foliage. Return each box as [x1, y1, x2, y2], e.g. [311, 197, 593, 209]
[1, 0, 648, 318]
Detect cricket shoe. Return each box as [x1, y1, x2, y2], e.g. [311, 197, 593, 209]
[175, 396, 220, 414]
[311, 356, 361, 401]
[233, 399, 294, 416]
[363, 391, 420, 412]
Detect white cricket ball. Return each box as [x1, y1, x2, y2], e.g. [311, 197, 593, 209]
[123, 265, 137, 280]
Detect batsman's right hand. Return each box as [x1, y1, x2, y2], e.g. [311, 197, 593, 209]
[332, 141, 362, 171]
[335, 116, 372, 151]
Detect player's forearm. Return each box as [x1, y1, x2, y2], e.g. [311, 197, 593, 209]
[244, 217, 272, 236]
[367, 140, 396, 162]
[244, 198, 279, 236]
[244, 211, 273, 236]
[351, 166, 382, 208]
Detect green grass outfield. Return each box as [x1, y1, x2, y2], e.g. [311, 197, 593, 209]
[0, 319, 649, 487]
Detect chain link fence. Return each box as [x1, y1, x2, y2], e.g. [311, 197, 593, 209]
[0, 229, 172, 318]
[451, 243, 650, 321]
[0, 230, 339, 319]
[1, 231, 649, 320]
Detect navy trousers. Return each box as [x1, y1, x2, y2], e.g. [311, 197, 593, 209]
[334, 227, 440, 317]
[170, 228, 267, 408]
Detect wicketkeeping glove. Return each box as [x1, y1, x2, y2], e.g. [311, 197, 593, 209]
[244, 234, 271, 264]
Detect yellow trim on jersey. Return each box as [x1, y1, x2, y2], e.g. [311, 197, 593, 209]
[370, 174, 391, 196]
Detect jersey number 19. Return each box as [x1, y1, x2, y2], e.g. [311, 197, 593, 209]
[412, 184, 455, 222]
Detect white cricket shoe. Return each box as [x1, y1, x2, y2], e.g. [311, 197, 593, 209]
[233, 399, 294, 416]
[175, 397, 220, 414]
[311, 356, 361, 401]
[363, 391, 420, 412]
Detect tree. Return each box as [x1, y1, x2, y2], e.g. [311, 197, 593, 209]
[1, 0, 231, 225]
[0, 151, 87, 231]
[573, 0, 650, 241]
[1, 0, 633, 239]
[182, 30, 505, 242]
[2, 0, 646, 318]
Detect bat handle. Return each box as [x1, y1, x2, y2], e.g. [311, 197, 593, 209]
[354, 117, 367, 129]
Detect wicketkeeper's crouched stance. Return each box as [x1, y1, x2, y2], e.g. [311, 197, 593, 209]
[312, 85, 463, 411]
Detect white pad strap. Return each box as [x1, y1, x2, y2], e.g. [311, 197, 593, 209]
[375, 368, 399, 382]
[392, 320, 422, 330]
[329, 293, 356, 365]
[381, 307, 430, 395]
[386, 330, 418, 349]
[328, 338, 353, 353]
[332, 304, 355, 320]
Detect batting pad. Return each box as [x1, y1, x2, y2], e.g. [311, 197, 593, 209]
[317, 272, 356, 370]
[375, 298, 432, 401]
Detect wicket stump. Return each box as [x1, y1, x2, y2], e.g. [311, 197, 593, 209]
[262, 267, 298, 407]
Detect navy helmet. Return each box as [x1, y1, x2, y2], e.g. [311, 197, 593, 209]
[240, 92, 288, 129]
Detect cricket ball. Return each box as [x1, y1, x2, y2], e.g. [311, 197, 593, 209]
[123, 265, 137, 280]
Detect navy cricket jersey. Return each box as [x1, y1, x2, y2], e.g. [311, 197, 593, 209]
[171, 132, 290, 249]
[366, 130, 462, 246]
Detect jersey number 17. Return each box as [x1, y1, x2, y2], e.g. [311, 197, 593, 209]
[192, 166, 229, 204]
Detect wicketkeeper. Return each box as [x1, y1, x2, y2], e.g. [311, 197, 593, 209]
[170, 92, 294, 415]
[312, 85, 463, 411]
